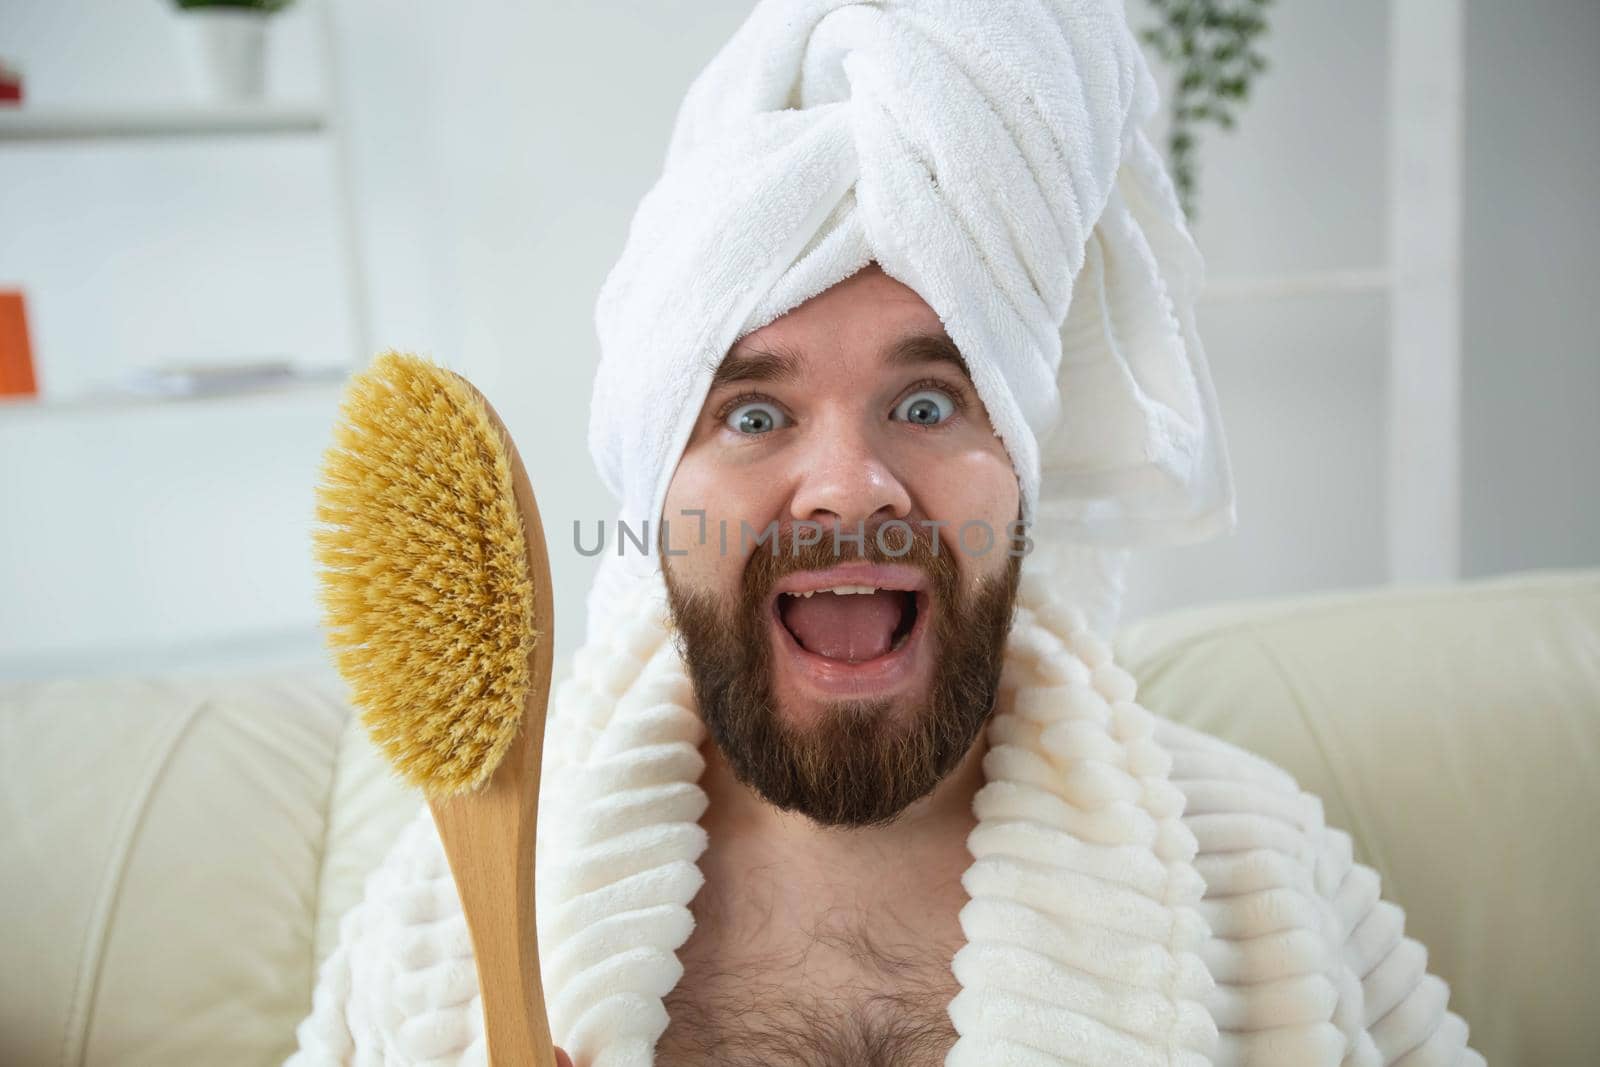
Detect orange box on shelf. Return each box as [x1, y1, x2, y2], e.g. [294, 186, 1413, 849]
[0, 290, 39, 397]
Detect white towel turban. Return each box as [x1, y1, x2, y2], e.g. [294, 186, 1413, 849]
[585, 0, 1236, 644]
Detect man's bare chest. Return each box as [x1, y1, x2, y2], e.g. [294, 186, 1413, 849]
[653, 909, 965, 1066]
[654, 959, 960, 1067]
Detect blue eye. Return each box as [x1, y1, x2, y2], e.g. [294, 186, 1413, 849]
[894, 388, 956, 426]
[725, 401, 788, 435]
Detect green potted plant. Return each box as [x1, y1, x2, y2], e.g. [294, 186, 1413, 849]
[1139, 0, 1274, 221]
[173, 0, 296, 102]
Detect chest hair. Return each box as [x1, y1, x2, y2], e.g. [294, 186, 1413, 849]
[654, 905, 963, 1067]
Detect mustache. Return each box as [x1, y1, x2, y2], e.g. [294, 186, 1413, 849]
[738, 517, 961, 610]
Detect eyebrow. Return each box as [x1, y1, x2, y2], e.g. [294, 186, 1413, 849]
[708, 331, 972, 392]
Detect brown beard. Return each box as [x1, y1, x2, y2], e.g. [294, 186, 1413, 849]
[661, 520, 1023, 829]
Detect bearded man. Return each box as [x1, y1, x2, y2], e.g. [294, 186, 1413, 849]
[288, 2, 1484, 1065]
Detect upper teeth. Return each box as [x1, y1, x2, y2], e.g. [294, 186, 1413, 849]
[791, 584, 879, 598]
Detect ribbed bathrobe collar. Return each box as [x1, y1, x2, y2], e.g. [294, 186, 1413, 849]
[532, 561, 1219, 1066]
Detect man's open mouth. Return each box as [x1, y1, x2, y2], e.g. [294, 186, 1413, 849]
[772, 584, 924, 664]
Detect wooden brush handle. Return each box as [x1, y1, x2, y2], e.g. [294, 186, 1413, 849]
[429, 385, 559, 1067]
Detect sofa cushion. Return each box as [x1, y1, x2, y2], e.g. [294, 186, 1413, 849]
[1114, 567, 1600, 1067]
[0, 666, 414, 1067]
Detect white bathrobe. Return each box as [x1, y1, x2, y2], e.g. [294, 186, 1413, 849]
[284, 558, 1485, 1067]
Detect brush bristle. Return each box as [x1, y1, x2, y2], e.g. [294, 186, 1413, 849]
[313, 350, 537, 799]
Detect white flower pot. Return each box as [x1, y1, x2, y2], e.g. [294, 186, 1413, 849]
[178, 9, 271, 102]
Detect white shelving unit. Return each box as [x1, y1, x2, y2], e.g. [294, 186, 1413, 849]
[0, 0, 369, 411]
[1178, 0, 1464, 589]
[1201, 268, 1391, 304]
[0, 363, 349, 417]
[0, 102, 327, 140]
[1388, 0, 1464, 584]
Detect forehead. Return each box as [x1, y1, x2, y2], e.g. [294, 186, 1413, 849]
[709, 330, 972, 392]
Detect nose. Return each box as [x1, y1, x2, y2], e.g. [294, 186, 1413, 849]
[788, 414, 912, 532]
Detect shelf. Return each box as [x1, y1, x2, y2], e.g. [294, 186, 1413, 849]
[0, 102, 328, 142]
[0, 366, 351, 417]
[1201, 268, 1391, 303]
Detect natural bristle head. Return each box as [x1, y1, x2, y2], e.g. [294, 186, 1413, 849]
[313, 350, 537, 799]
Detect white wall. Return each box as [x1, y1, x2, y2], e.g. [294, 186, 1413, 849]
[1, 0, 1594, 681]
[1460, 0, 1600, 577]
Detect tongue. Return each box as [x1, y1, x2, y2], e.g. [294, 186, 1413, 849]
[783, 590, 903, 662]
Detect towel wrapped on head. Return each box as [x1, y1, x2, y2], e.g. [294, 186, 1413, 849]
[586, 0, 1236, 643]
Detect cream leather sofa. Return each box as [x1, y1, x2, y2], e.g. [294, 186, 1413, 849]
[3, 568, 1596, 1066]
